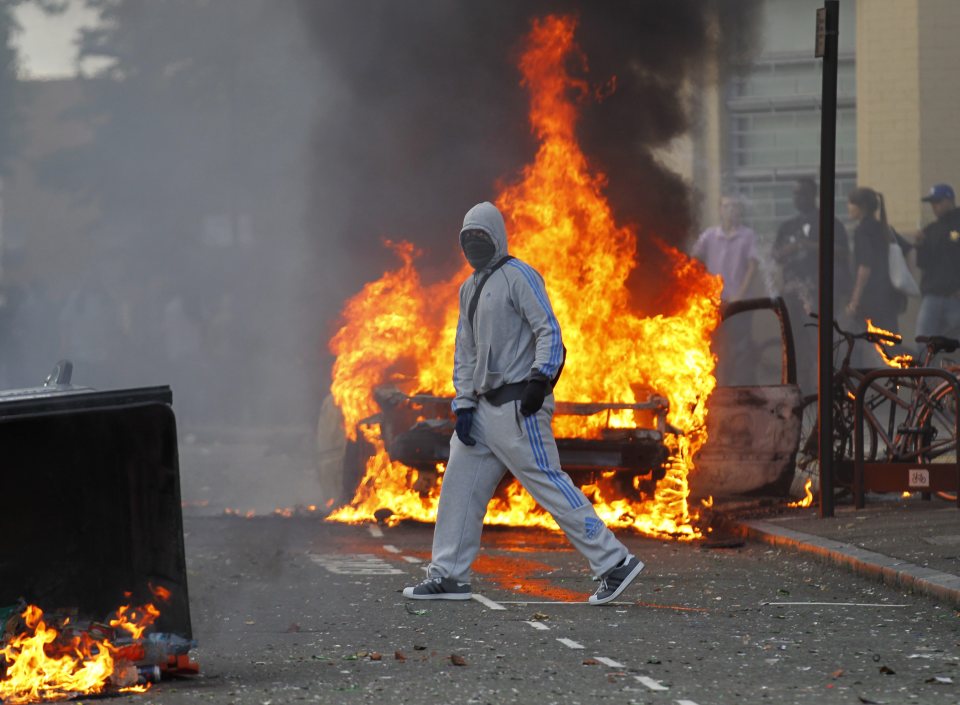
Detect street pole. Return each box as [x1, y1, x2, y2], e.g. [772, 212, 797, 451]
[817, 0, 839, 517]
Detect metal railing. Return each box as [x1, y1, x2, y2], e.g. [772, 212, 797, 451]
[853, 368, 960, 509]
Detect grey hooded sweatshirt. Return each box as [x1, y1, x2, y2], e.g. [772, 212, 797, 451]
[453, 202, 564, 411]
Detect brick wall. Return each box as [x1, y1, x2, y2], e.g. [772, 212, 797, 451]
[917, 0, 960, 226]
[856, 0, 922, 234]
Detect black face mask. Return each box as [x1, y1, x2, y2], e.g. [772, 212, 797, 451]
[462, 236, 496, 270]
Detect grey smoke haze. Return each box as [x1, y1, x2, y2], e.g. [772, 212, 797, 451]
[1, 1, 760, 511]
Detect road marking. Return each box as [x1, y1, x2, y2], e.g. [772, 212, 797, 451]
[471, 594, 506, 610]
[762, 601, 907, 607]
[368, 524, 384, 538]
[308, 553, 404, 575]
[676, 700, 700, 705]
[556, 638, 584, 650]
[593, 656, 625, 668]
[523, 621, 550, 631]
[383, 545, 401, 553]
[402, 556, 422, 564]
[635, 676, 668, 691]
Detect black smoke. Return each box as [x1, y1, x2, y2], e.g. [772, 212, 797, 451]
[298, 0, 762, 316]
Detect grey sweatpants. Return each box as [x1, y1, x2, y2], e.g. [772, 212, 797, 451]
[429, 395, 629, 583]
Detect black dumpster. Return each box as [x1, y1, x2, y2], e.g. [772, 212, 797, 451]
[0, 366, 192, 639]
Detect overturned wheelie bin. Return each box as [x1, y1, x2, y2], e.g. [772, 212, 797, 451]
[0, 361, 192, 640]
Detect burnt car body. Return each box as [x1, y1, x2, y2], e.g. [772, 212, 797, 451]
[689, 297, 803, 498]
[341, 297, 804, 503]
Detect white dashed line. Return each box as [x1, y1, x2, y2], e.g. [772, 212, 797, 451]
[367, 524, 384, 538]
[401, 556, 422, 564]
[635, 675, 668, 691]
[382, 545, 401, 553]
[307, 553, 404, 575]
[471, 594, 506, 610]
[495, 600, 631, 606]
[556, 638, 584, 649]
[523, 620, 550, 631]
[676, 700, 701, 705]
[593, 656, 625, 668]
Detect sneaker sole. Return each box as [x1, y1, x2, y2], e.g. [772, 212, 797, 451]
[588, 560, 645, 605]
[402, 589, 472, 601]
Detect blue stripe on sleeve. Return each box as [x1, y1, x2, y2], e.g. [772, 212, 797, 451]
[507, 260, 562, 376]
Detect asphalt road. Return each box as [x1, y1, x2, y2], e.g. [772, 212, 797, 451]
[132, 515, 960, 705]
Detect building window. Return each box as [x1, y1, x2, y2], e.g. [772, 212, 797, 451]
[725, 52, 856, 239]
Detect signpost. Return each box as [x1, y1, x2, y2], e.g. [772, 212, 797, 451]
[817, 1, 839, 517]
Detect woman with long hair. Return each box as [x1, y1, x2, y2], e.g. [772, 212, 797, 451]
[845, 187, 903, 336]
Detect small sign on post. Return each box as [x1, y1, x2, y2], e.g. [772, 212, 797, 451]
[909, 468, 931, 489]
[815, 7, 826, 57]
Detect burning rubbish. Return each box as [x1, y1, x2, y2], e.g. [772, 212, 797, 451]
[326, 15, 722, 540]
[0, 593, 198, 705]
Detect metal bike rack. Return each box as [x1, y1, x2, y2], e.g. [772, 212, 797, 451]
[853, 368, 960, 509]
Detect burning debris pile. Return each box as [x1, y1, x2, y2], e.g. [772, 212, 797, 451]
[0, 589, 197, 704]
[327, 15, 722, 539]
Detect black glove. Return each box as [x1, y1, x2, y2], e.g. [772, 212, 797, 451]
[519, 377, 548, 417]
[454, 408, 476, 446]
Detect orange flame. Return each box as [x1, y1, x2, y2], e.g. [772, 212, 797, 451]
[866, 319, 913, 368]
[0, 600, 162, 703]
[109, 603, 160, 641]
[328, 15, 721, 540]
[787, 478, 814, 508]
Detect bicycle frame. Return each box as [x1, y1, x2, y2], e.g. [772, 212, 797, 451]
[831, 325, 955, 465]
[796, 320, 960, 504]
[853, 368, 960, 508]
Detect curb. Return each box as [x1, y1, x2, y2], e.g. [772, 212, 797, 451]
[737, 519, 960, 608]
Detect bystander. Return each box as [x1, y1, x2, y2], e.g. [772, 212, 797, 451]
[914, 183, 960, 354]
[691, 196, 759, 385]
[773, 178, 852, 392]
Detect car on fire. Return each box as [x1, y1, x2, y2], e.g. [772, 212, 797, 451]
[334, 297, 805, 511]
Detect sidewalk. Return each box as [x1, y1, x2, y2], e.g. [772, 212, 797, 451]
[735, 497, 960, 607]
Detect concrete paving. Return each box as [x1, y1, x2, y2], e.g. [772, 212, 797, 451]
[736, 497, 960, 608]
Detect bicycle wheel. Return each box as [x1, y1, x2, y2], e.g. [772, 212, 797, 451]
[911, 377, 959, 501]
[795, 391, 878, 489]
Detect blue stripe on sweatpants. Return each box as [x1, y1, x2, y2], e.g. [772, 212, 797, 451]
[523, 414, 582, 510]
[529, 413, 583, 509]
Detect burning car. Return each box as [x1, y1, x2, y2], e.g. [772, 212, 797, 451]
[343, 385, 674, 504]
[336, 296, 804, 521]
[323, 16, 805, 539]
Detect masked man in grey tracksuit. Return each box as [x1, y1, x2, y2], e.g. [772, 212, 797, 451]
[403, 201, 645, 605]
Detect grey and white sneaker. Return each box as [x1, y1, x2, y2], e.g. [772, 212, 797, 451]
[588, 555, 644, 605]
[402, 576, 472, 600]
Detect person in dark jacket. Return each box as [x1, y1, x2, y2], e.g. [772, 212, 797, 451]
[844, 187, 902, 336]
[914, 183, 960, 354]
[774, 177, 852, 392]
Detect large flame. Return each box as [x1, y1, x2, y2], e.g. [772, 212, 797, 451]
[328, 15, 721, 539]
[0, 601, 162, 704]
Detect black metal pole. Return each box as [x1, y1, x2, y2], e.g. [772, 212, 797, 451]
[818, 0, 839, 517]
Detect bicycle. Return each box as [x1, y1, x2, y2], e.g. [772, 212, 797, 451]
[794, 319, 960, 498]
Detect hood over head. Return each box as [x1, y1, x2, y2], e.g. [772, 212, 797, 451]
[460, 202, 509, 264]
